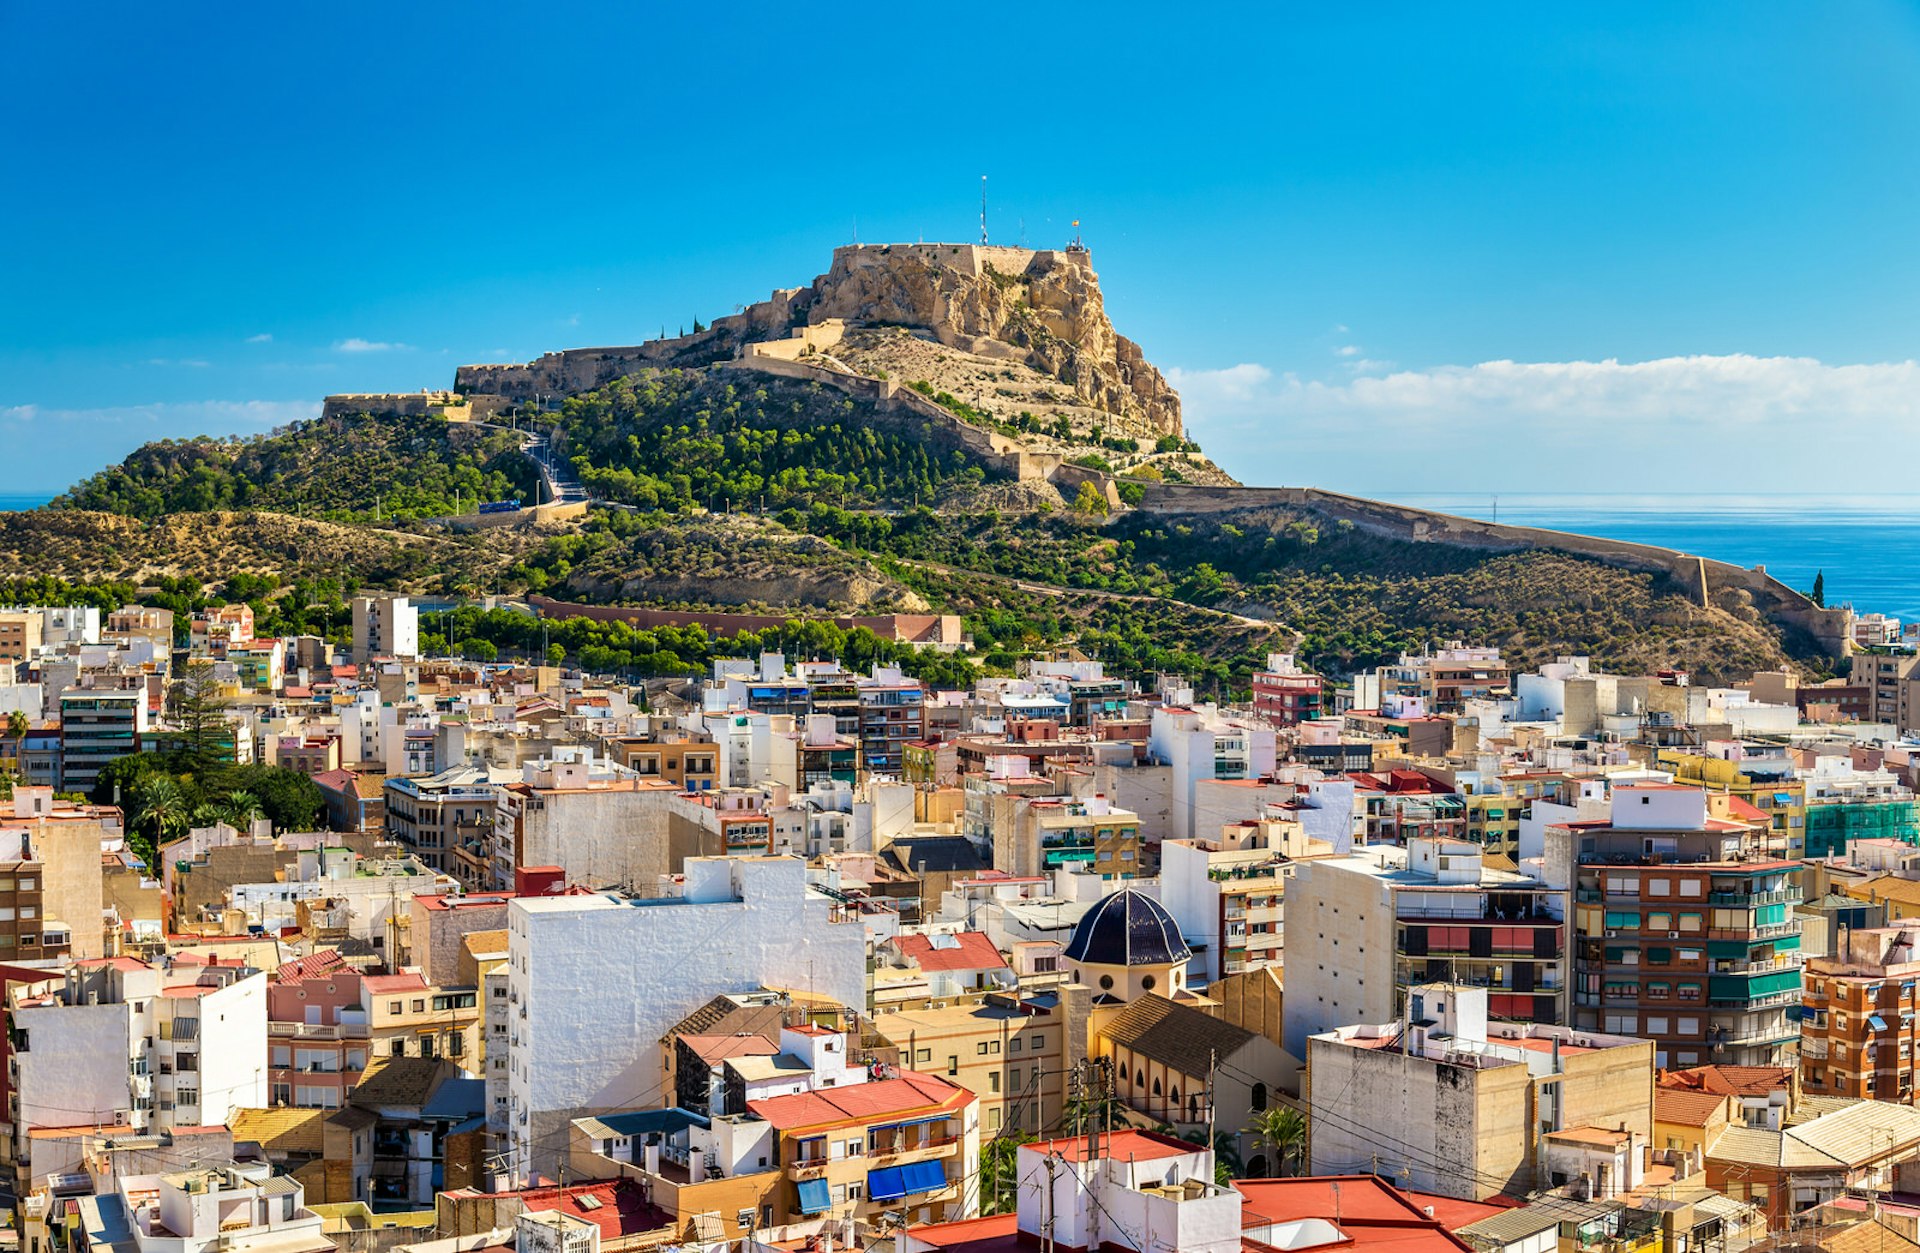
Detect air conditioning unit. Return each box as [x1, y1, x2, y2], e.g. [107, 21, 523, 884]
[1669, 932, 1681, 939]
[1605, 930, 1619, 938]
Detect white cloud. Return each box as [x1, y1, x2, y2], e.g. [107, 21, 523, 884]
[1336, 344, 1360, 357]
[1, 399, 319, 429]
[1169, 354, 1920, 492]
[334, 337, 410, 353]
[245, 333, 273, 344]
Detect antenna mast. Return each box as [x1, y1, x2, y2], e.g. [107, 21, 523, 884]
[980, 175, 989, 245]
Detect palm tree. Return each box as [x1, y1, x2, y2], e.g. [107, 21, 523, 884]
[1246, 1106, 1308, 1178]
[218, 790, 264, 830]
[131, 774, 189, 858]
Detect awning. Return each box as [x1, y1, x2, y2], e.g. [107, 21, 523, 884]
[867, 1168, 907, 1201]
[1773, 793, 1793, 805]
[1871, 1015, 1888, 1031]
[797, 1178, 832, 1214]
[901, 1161, 947, 1195]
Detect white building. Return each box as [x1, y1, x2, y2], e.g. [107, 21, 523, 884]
[86, 1163, 329, 1253]
[8, 959, 268, 1188]
[1147, 703, 1278, 840]
[351, 595, 419, 664]
[503, 856, 866, 1184]
[224, 847, 454, 952]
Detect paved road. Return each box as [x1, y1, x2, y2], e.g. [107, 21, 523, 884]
[520, 428, 588, 505]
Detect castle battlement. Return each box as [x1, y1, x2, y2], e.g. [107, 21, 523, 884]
[830, 242, 1088, 278]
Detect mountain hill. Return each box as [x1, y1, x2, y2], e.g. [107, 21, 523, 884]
[25, 240, 1850, 686]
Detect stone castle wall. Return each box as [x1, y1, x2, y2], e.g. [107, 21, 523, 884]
[1130, 482, 1853, 653]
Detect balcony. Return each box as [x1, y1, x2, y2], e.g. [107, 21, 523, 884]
[788, 1157, 832, 1181]
[1708, 889, 1801, 907]
[269, 1021, 371, 1041]
[866, 1134, 960, 1167]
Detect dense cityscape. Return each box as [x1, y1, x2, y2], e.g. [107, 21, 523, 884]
[11, 9, 1920, 1253]
[1, 590, 1919, 1253]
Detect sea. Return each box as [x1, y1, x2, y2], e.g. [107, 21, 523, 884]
[1395, 493, 1920, 623]
[2, 488, 1915, 621]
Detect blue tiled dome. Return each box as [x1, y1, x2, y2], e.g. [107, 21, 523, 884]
[1064, 888, 1192, 967]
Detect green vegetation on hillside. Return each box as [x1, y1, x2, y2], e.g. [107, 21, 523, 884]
[561, 371, 998, 509]
[423, 605, 983, 689]
[53, 414, 537, 522]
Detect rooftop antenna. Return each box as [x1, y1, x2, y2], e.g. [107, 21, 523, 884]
[980, 175, 989, 245]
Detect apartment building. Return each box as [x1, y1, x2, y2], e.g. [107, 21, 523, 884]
[1250, 653, 1324, 726]
[857, 672, 926, 776]
[1555, 784, 1802, 1068]
[1307, 985, 1653, 1202]
[1801, 756, 1920, 858]
[1658, 747, 1807, 858]
[604, 735, 719, 790]
[872, 997, 1065, 1138]
[57, 687, 147, 793]
[1161, 816, 1320, 984]
[5, 957, 267, 1194]
[1801, 926, 1920, 1103]
[350, 595, 418, 664]
[0, 786, 117, 961]
[1148, 701, 1279, 840]
[385, 765, 507, 874]
[0, 612, 45, 666]
[1377, 643, 1511, 713]
[1282, 836, 1569, 1058]
[991, 795, 1142, 881]
[749, 1069, 979, 1227]
[488, 755, 678, 892]
[1852, 650, 1920, 731]
[503, 857, 866, 1184]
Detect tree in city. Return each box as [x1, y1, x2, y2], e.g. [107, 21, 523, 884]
[1811, 570, 1826, 608]
[128, 773, 189, 865]
[1245, 1105, 1307, 1178]
[167, 660, 234, 786]
[978, 1133, 1033, 1215]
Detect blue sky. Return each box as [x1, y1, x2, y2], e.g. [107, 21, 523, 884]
[5, 4, 1920, 495]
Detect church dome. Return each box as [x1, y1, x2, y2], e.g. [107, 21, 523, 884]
[1064, 888, 1192, 968]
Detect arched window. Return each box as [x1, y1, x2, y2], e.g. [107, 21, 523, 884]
[1251, 1082, 1269, 1111]
[1247, 1154, 1270, 1178]
[1152, 1077, 1162, 1096]
[1187, 1094, 1200, 1122]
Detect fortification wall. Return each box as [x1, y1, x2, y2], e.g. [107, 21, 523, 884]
[1132, 482, 1853, 655]
[830, 243, 1080, 279]
[321, 391, 470, 422]
[446, 501, 587, 531]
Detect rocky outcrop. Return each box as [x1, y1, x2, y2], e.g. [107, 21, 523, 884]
[455, 243, 1183, 438]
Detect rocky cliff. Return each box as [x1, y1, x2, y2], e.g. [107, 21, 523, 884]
[455, 243, 1182, 437]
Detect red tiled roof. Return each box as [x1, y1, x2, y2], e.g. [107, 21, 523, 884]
[1030, 1128, 1199, 1164]
[1236, 1177, 1477, 1253]
[362, 973, 428, 994]
[1655, 1089, 1729, 1128]
[1396, 1191, 1518, 1230]
[888, 932, 1009, 973]
[680, 1033, 778, 1065]
[747, 1072, 972, 1131]
[276, 950, 347, 983]
[454, 1180, 670, 1239]
[1659, 1063, 1793, 1097]
[898, 1213, 1018, 1253]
